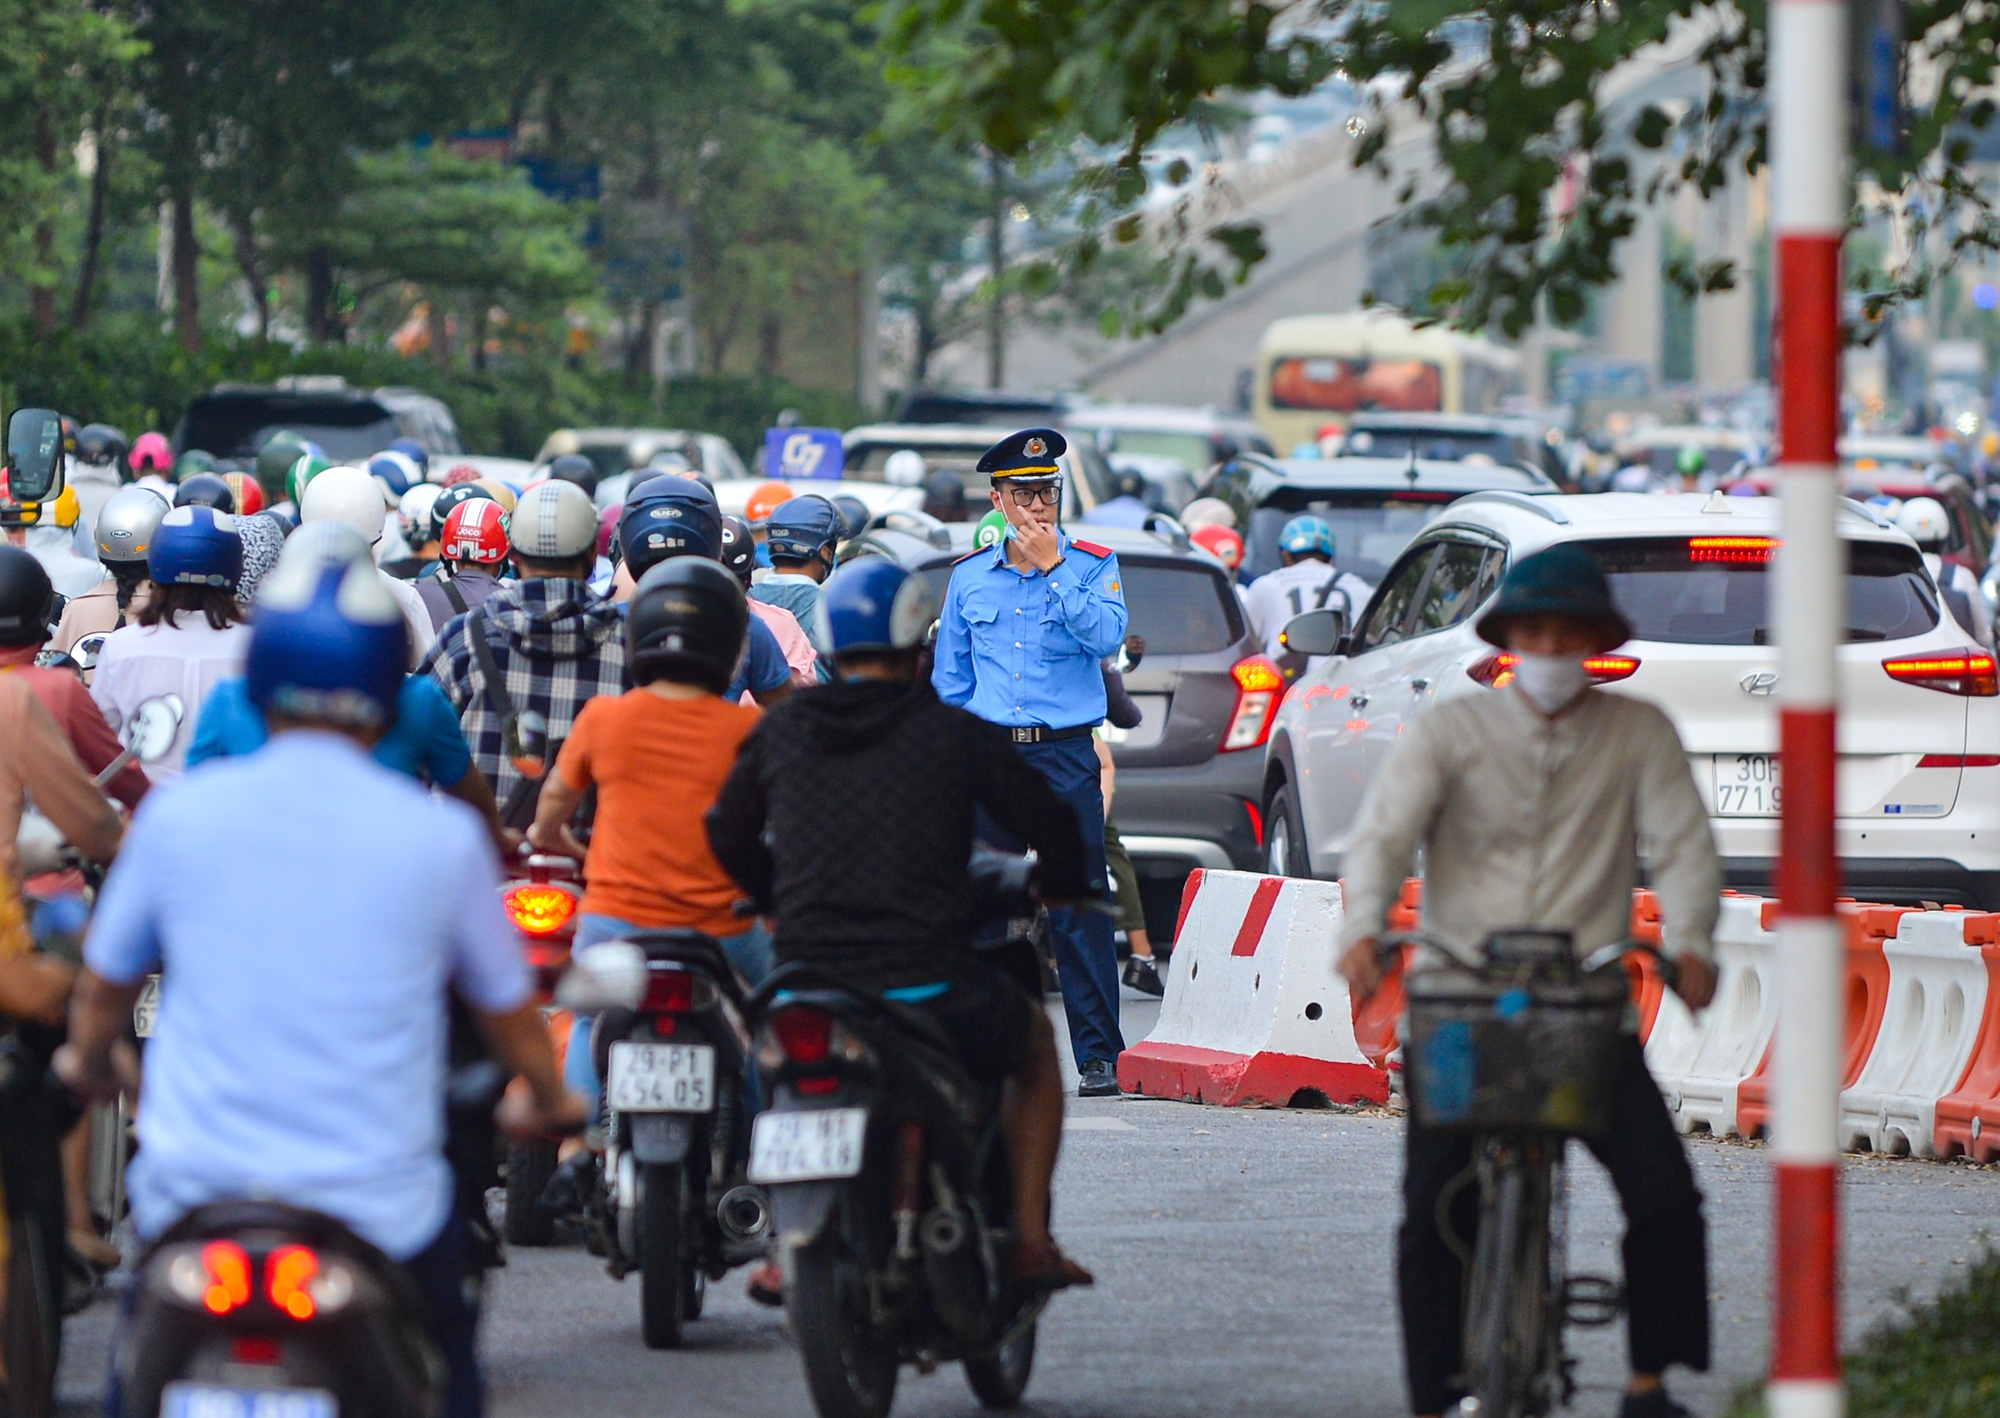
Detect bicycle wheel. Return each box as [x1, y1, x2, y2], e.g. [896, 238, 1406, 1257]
[1463, 1152, 1552, 1418]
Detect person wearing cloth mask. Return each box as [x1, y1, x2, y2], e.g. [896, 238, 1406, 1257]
[300, 465, 436, 665]
[1337, 544, 1718, 1418]
[417, 497, 511, 627]
[91, 505, 251, 781]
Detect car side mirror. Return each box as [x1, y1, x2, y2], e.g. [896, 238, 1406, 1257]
[5, 408, 66, 504]
[1279, 608, 1347, 658]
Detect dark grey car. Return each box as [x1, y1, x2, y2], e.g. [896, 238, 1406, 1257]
[841, 515, 1269, 943]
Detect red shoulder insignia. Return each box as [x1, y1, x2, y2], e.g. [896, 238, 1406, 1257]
[1069, 539, 1113, 558]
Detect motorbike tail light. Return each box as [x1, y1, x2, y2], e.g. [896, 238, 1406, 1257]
[768, 1007, 833, 1063]
[1466, 652, 1640, 687]
[1222, 656, 1284, 751]
[232, 1336, 280, 1365]
[503, 883, 578, 938]
[643, 965, 717, 1014]
[177, 1241, 251, 1314]
[1883, 649, 2000, 696]
[267, 1245, 320, 1320]
[796, 1077, 840, 1095]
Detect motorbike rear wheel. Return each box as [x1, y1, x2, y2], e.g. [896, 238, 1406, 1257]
[640, 1163, 690, 1349]
[1463, 1152, 1552, 1418]
[503, 1139, 559, 1247]
[5, 1212, 59, 1418]
[790, 1231, 897, 1418]
[963, 1319, 1036, 1408]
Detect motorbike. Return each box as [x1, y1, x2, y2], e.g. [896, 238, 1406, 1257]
[493, 853, 582, 1246]
[738, 852, 1052, 1418]
[560, 930, 767, 1348]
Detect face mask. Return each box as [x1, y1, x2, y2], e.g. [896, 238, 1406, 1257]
[1512, 652, 1590, 714]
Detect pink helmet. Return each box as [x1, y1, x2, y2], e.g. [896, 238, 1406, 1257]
[597, 502, 621, 560]
[131, 431, 173, 474]
[1191, 523, 1244, 570]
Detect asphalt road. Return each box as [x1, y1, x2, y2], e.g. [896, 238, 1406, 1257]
[56, 992, 2000, 1418]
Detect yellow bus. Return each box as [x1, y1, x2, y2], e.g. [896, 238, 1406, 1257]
[1252, 310, 1522, 454]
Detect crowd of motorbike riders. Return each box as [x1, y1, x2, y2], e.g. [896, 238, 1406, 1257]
[0, 416, 1723, 1418]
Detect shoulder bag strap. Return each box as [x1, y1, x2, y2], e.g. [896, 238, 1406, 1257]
[441, 574, 469, 618]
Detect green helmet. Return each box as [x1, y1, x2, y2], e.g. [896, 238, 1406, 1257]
[974, 509, 1008, 550]
[1675, 443, 1706, 477]
[256, 431, 309, 503]
[287, 452, 335, 505]
[173, 449, 216, 482]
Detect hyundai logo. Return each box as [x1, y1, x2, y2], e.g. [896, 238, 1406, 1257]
[1740, 670, 1779, 696]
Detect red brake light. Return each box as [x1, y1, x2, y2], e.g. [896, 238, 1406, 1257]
[232, 1335, 280, 1365]
[1583, 654, 1641, 683]
[1467, 652, 1639, 687]
[1222, 656, 1284, 751]
[503, 883, 577, 938]
[1689, 536, 1782, 563]
[267, 1245, 319, 1320]
[200, 1241, 252, 1315]
[769, 1007, 833, 1063]
[644, 966, 715, 1014]
[1917, 754, 2000, 768]
[1883, 649, 1999, 696]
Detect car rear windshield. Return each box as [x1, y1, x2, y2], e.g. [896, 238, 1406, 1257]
[1245, 492, 1453, 582]
[1343, 427, 1516, 464]
[178, 399, 399, 462]
[1581, 538, 1939, 645]
[922, 556, 1244, 655]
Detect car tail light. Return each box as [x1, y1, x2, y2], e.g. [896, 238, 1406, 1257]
[1222, 656, 1284, 751]
[1466, 653, 1640, 687]
[643, 965, 717, 1015]
[267, 1245, 320, 1320]
[1917, 754, 2000, 768]
[165, 1241, 253, 1314]
[1882, 649, 1999, 696]
[797, 1077, 840, 1095]
[768, 1008, 833, 1063]
[1688, 536, 1782, 563]
[503, 883, 578, 937]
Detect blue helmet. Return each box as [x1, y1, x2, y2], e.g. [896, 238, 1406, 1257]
[148, 505, 243, 588]
[1278, 514, 1337, 559]
[619, 475, 721, 576]
[813, 558, 938, 656]
[366, 452, 415, 500]
[246, 544, 406, 730]
[386, 437, 429, 477]
[766, 495, 844, 565]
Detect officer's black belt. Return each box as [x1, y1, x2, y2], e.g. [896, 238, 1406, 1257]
[1008, 723, 1097, 744]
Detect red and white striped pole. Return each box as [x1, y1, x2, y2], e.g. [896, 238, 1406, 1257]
[1770, 0, 1846, 1412]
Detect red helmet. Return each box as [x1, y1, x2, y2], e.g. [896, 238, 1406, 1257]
[442, 464, 483, 488]
[222, 472, 264, 516]
[131, 431, 173, 474]
[1191, 523, 1244, 570]
[439, 496, 510, 564]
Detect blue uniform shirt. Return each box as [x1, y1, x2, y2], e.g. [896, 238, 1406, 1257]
[932, 531, 1129, 728]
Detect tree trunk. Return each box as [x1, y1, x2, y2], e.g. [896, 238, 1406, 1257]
[625, 299, 658, 389]
[70, 109, 111, 330]
[171, 183, 200, 352]
[428, 298, 451, 368]
[913, 296, 937, 387]
[306, 249, 337, 343]
[30, 112, 57, 333]
[758, 313, 783, 378]
[230, 209, 268, 340]
[471, 301, 490, 373]
[985, 151, 1006, 390]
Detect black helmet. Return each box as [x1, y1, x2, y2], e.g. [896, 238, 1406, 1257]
[75, 423, 128, 470]
[0, 545, 55, 648]
[426, 482, 497, 544]
[174, 472, 237, 514]
[718, 514, 756, 587]
[626, 558, 748, 693]
[831, 495, 870, 541]
[546, 453, 601, 496]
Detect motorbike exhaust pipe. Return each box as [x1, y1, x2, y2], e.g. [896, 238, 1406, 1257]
[717, 1185, 771, 1244]
[919, 1204, 988, 1340]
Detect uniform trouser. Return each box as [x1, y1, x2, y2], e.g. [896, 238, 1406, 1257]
[1398, 1035, 1710, 1416]
[1102, 819, 1148, 939]
[977, 736, 1125, 1069]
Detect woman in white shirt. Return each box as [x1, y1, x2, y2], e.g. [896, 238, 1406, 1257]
[92, 505, 251, 780]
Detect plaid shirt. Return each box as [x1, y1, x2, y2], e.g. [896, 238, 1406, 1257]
[419, 577, 629, 806]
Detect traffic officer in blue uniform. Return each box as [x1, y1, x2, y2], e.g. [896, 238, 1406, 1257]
[933, 428, 1131, 1096]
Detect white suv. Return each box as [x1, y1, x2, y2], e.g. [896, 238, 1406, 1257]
[1260, 491, 2000, 909]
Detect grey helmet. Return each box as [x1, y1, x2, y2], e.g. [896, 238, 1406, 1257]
[93, 485, 172, 564]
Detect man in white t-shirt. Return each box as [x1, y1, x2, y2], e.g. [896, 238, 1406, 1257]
[1242, 514, 1374, 660]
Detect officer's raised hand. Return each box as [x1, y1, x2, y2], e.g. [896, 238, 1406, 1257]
[1000, 487, 1064, 572]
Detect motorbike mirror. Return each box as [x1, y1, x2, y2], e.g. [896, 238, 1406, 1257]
[128, 694, 184, 763]
[1278, 607, 1347, 658]
[71, 632, 107, 673]
[507, 709, 550, 779]
[554, 942, 647, 1012]
[5, 409, 66, 504]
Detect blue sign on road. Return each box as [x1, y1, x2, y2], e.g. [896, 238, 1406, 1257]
[762, 427, 844, 481]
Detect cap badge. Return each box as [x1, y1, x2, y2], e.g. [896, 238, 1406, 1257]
[1024, 436, 1046, 457]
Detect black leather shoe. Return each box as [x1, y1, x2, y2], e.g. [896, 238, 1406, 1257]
[1077, 1059, 1119, 1097]
[1122, 955, 1165, 997]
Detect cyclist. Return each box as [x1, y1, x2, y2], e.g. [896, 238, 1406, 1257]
[1338, 545, 1719, 1418]
[707, 557, 1096, 1292]
[1241, 514, 1372, 661]
[57, 545, 585, 1418]
[417, 497, 511, 627]
[53, 485, 169, 658]
[751, 495, 841, 667]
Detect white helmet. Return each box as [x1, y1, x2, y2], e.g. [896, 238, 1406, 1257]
[883, 449, 927, 487]
[1897, 496, 1950, 548]
[300, 465, 390, 546]
[1179, 497, 1237, 531]
[398, 484, 444, 544]
[509, 479, 598, 560]
[93, 485, 172, 563]
[277, 519, 375, 573]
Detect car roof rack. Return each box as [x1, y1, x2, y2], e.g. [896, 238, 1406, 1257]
[1451, 490, 1571, 524]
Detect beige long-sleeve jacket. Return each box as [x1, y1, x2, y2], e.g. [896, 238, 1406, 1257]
[1339, 684, 1721, 964]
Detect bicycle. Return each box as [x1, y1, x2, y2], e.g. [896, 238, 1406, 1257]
[1394, 930, 1676, 1418]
